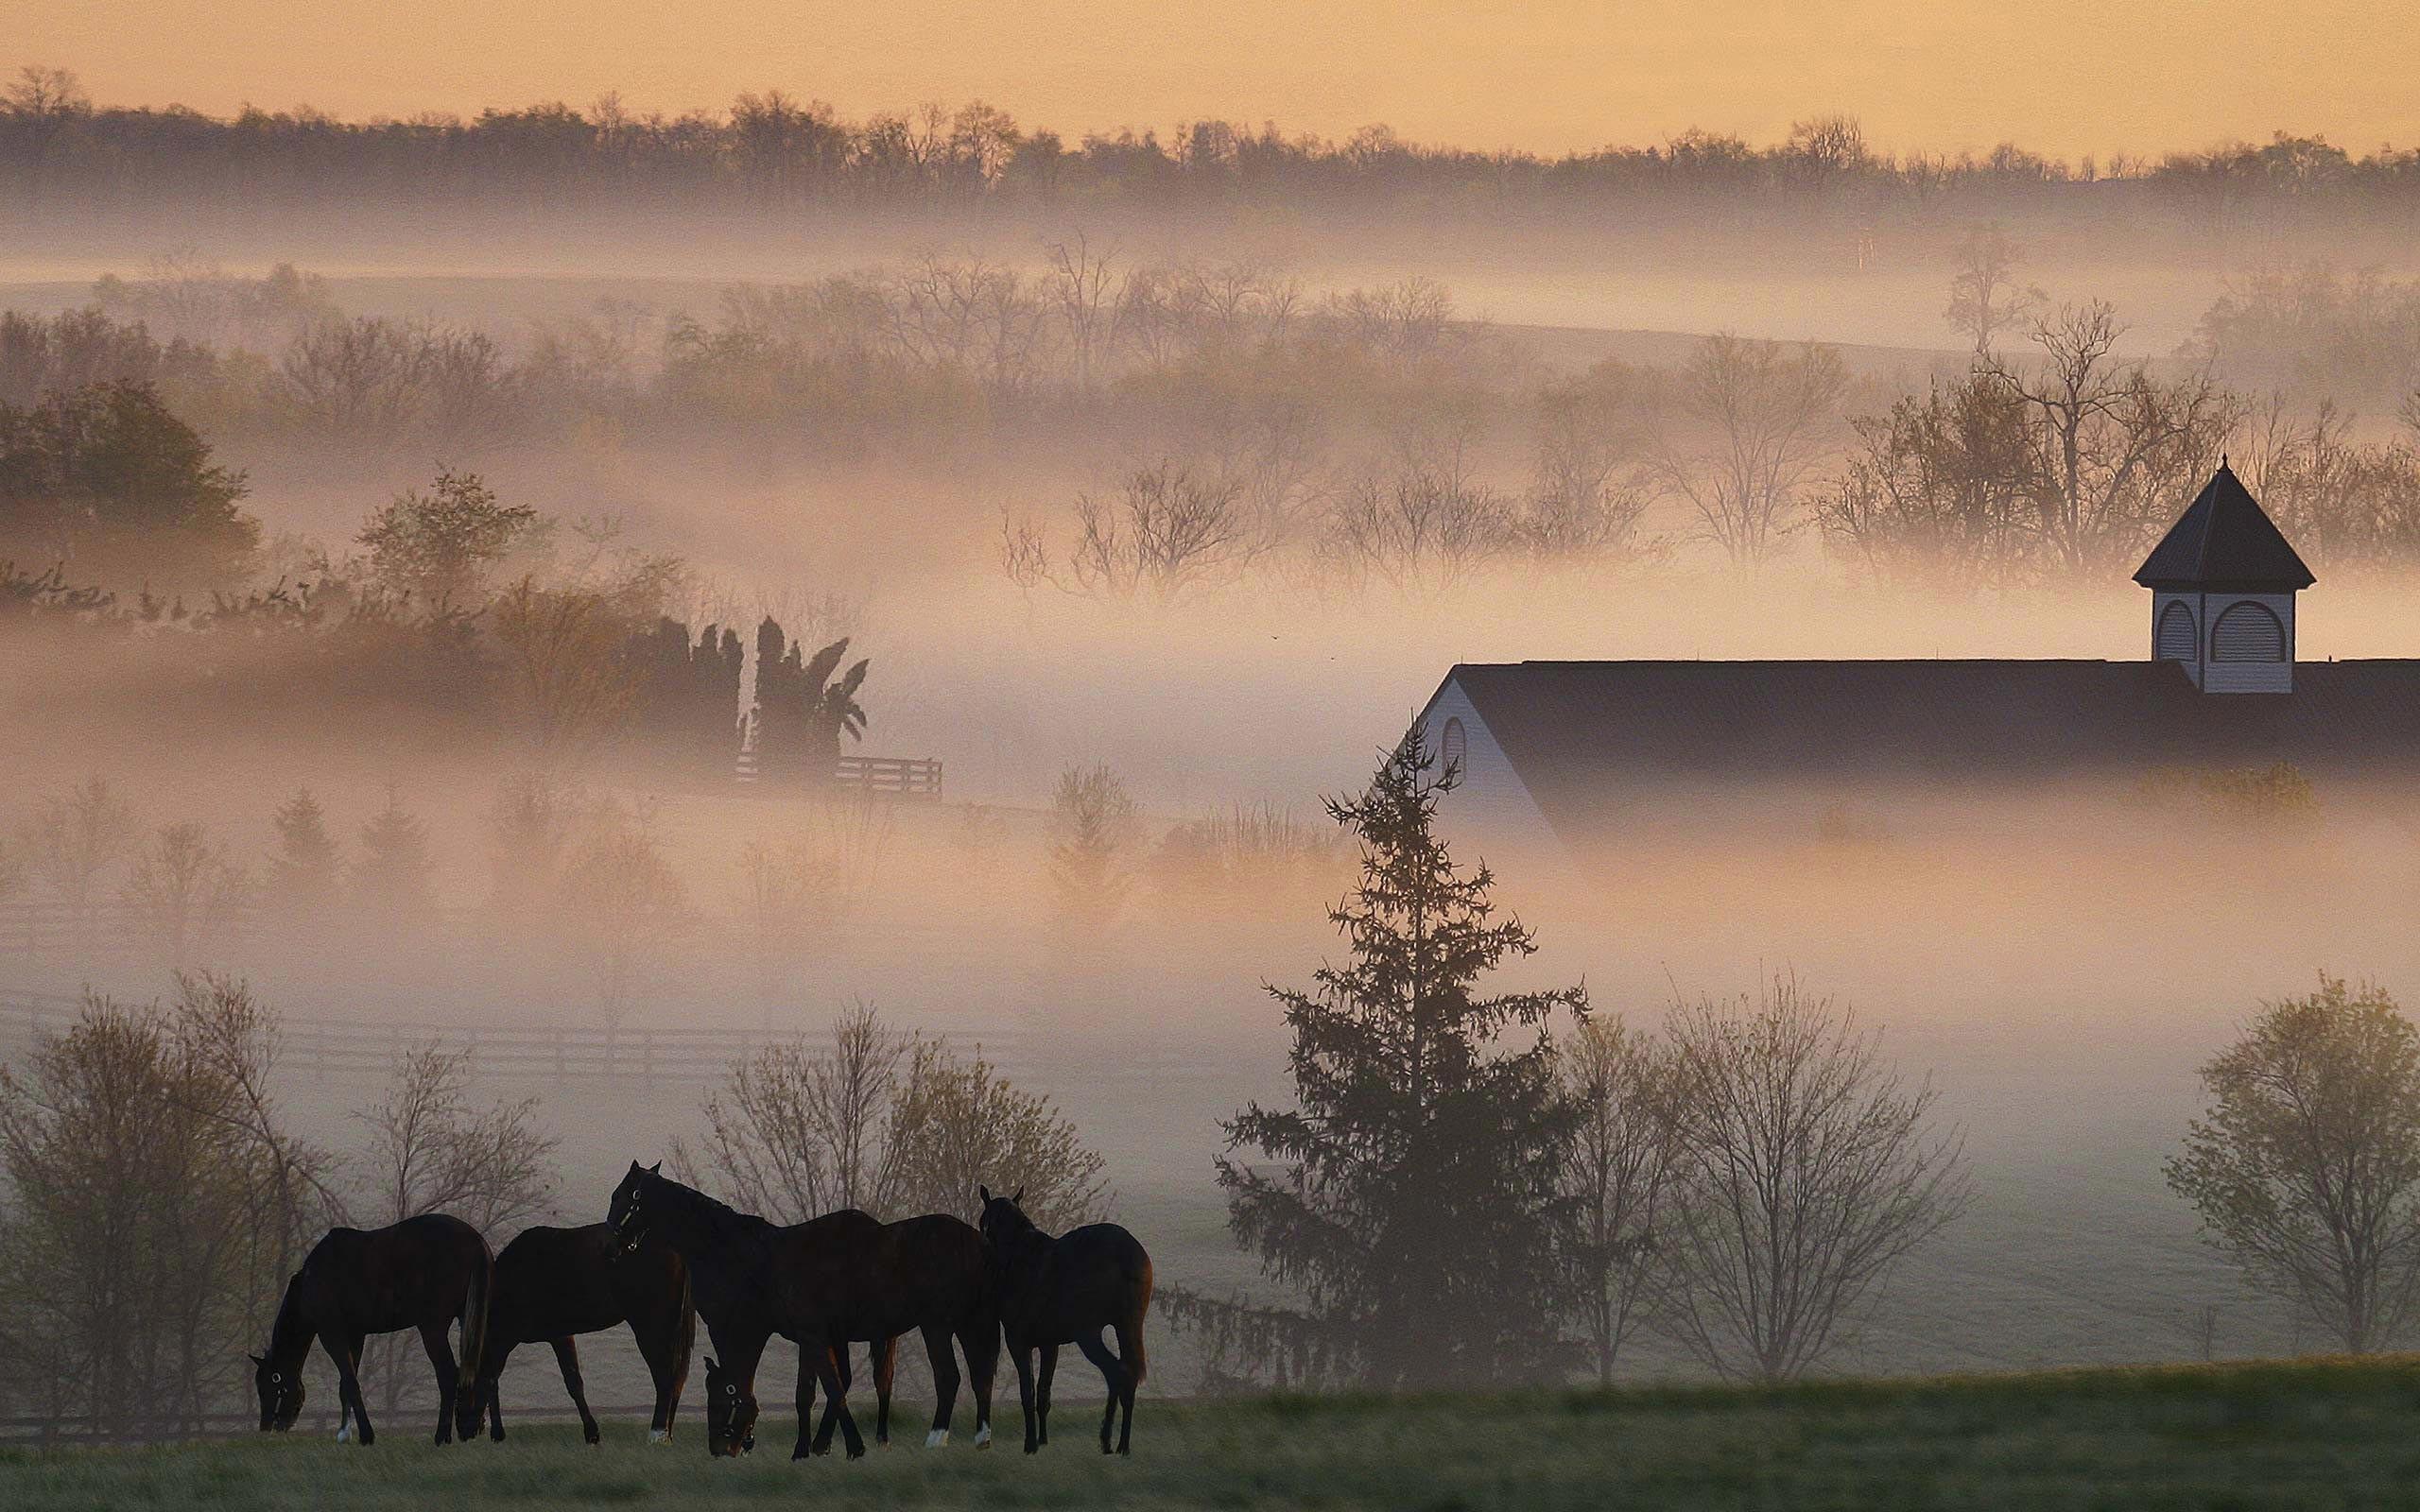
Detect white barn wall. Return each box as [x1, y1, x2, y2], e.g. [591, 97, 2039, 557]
[1419, 677, 1565, 860]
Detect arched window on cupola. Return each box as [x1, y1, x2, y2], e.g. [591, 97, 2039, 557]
[2211, 601, 2287, 662]
[1441, 716, 1467, 773]
[2155, 600, 2197, 662]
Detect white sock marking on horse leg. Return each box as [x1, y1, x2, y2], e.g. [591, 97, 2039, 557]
[973, 1423, 992, 1448]
[336, 1409, 353, 1444]
[925, 1428, 948, 1449]
[648, 1428, 667, 1444]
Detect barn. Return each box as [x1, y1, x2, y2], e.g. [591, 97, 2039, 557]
[1417, 464, 2420, 854]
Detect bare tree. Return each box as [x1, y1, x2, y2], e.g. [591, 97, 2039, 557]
[349, 1045, 558, 1236]
[552, 798, 687, 1031]
[488, 576, 642, 767]
[1322, 467, 1514, 590]
[347, 1043, 558, 1415]
[1655, 974, 1969, 1382]
[672, 1001, 909, 1223]
[1525, 369, 1652, 559]
[4, 65, 89, 174]
[2166, 975, 2420, 1353]
[19, 777, 138, 953]
[1989, 301, 2240, 576]
[1044, 235, 1126, 394]
[1048, 765, 1143, 937]
[0, 977, 332, 1435]
[886, 1036, 1109, 1228]
[1556, 1015, 1680, 1384]
[735, 796, 894, 1027]
[674, 1004, 1107, 1229]
[1064, 463, 1254, 600]
[1659, 335, 1847, 567]
[120, 821, 250, 969]
[1944, 223, 2045, 356]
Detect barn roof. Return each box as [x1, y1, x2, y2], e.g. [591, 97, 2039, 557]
[1431, 658, 2420, 840]
[2134, 463, 2315, 591]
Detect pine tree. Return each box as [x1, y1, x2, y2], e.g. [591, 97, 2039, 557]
[349, 783, 436, 922]
[1216, 721, 1586, 1387]
[265, 788, 341, 916]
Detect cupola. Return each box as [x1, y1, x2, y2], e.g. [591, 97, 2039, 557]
[2134, 461, 2314, 693]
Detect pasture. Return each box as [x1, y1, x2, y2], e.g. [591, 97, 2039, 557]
[6, 1358, 2418, 1511]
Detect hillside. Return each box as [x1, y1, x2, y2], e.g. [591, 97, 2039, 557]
[6, 1356, 2415, 1510]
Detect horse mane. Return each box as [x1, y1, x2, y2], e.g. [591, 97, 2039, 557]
[648, 1172, 776, 1246]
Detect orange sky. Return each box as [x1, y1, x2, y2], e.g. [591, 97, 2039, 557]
[11, 0, 2419, 160]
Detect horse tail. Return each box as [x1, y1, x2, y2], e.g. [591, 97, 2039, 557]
[458, 1238, 494, 1400]
[674, 1260, 698, 1371]
[1124, 1248, 1153, 1388]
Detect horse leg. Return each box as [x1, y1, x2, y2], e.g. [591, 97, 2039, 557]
[420, 1319, 459, 1445]
[324, 1331, 372, 1446]
[873, 1337, 897, 1447]
[636, 1313, 683, 1443]
[810, 1342, 852, 1455]
[1075, 1331, 1126, 1455]
[921, 1325, 959, 1448]
[1112, 1318, 1144, 1456]
[793, 1344, 821, 1460]
[486, 1370, 505, 1442]
[551, 1337, 600, 1446]
[807, 1338, 865, 1460]
[962, 1319, 999, 1449]
[1006, 1338, 1039, 1454]
[1036, 1343, 1059, 1448]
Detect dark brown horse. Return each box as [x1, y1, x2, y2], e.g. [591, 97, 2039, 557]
[606, 1161, 998, 1459]
[468, 1223, 695, 1444]
[978, 1187, 1151, 1455]
[251, 1213, 493, 1446]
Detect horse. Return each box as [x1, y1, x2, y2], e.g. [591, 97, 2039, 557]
[251, 1212, 493, 1446]
[467, 1223, 695, 1445]
[977, 1186, 1152, 1455]
[606, 1161, 998, 1460]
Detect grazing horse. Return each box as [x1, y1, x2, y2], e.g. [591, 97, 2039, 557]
[978, 1186, 1152, 1455]
[468, 1223, 695, 1445]
[606, 1161, 998, 1460]
[251, 1213, 493, 1446]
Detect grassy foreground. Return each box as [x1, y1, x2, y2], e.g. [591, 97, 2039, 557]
[8, 1358, 2420, 1511]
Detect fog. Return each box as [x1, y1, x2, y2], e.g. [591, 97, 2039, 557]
[8, 83, 2420, 1426]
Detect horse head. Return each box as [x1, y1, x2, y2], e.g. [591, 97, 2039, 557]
[251, 1350, 303, 1432]
[607, 1160, 666, 1255]
[701, 1354, 757, 1457]
[977, 1184, 1032, 1252]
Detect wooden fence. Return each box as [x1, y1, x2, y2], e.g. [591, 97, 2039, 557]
[836, 755, 943, 800]
[0, 987, 1023, 1088]
[734, 750, 941, 798]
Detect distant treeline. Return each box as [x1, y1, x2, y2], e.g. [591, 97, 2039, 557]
[7, 71, 2420, 226]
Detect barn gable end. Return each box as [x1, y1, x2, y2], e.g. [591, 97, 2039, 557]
[1418, 673, 1563, 857]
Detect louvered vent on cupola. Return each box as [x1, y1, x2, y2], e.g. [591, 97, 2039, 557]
[2133, 462, 2314, 694]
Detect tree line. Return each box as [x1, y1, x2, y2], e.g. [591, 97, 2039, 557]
[1, 435, 867, 780]
[9, 67, 2420, 225]
[13, 247, 2420, 604]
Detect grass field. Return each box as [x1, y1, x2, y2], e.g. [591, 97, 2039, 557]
[8, 1358, 2420, 1511]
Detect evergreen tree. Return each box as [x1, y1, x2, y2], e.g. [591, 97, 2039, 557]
[264, 788, 340, 916]
[1216, 722, 1586, 1387]
[349, 783, 436, 922]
